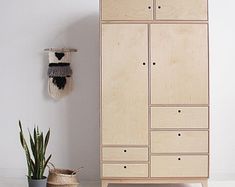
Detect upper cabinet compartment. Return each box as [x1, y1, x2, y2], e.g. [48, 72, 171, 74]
[155, 0, 208, 20]
[102, 0, 153, 20]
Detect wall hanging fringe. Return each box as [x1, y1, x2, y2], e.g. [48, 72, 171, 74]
[44, 48, 77, 100]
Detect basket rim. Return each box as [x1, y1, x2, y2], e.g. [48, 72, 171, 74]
[47, 181, 79, 185]
[49, 168, 77, 176]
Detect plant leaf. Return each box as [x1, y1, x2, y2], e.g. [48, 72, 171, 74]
[19, 122, 33, 178]
[44, 129, 50, 153]
[28, 130, 36, 159]
[43, 154, 52, 171]
[19, 122, 51, 179]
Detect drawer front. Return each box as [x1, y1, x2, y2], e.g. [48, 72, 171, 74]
[155, 0, 207, 20]
[102, 147, 148, 161]
[151, 107, 208, 129]
[102, 0, 153, 20]
[151, 131, 208, 153]
[151, 155, 208, 177]
[102, 164, 148, 178]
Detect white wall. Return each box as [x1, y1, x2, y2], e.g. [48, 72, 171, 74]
[0, 0, 99, 181]
[0, 0, 235, 182]
[209, 0, 235, 180]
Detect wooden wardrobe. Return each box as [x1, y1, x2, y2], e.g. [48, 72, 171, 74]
[100, 0, 209, 187]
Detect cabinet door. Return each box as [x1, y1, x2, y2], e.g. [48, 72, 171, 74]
[102, 0, 153, 20]
[102, 24, 148, 145]
[151, 24, 208, 104]
[155, 0, 207, 20]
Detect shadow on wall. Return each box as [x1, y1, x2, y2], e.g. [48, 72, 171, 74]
[65, 14, 100, 181]
[42, 14, 100, 181]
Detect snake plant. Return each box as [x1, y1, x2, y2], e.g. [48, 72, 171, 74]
[19, 120, 52, 179]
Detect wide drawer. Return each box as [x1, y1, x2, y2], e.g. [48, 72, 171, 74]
[151, 155, 208, 177]
[151, 107, 208, 129]
[102, 147, 148, 161]
[155, 0, 208, 20]
[102, 0, 153, 20]
[102, 164, 148, 178]
[151, 131, 208, 153]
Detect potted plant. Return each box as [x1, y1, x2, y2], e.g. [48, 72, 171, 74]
[19, 120, 52, 187]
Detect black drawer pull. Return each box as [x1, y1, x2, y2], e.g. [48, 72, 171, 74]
[148, 6, 152, 9]
[178, 157, 181, 161]
[178, 133, 181, 137]
[143, 62, 146, 65]
[158, 6, 161, 9]
[178, 110, 181, 113]
[124, 166, 127, 169]
[153, 62, 156, 65]
[124, 149, 127, 152]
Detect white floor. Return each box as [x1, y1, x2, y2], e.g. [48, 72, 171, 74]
[0, 179, 235, 187]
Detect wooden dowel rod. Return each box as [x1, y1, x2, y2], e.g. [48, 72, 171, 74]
[44, 48, 77, 52]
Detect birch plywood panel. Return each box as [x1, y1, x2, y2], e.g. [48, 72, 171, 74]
[103, 164, 148, 177]
[102, 0, 153, 20]
[151, 24, 208, 104]
[155, 0, 208, 20]
[102, 147, 148, 161]
[151, 107, 208, 129]
[151, 131, 208, 153]
[102, 24, 148, 145]
[151, 155, 208, 177]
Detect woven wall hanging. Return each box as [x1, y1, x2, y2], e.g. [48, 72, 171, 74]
[44, 48, 77, 99]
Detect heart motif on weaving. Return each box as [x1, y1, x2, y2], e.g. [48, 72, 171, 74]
[55, 52, 65, 60]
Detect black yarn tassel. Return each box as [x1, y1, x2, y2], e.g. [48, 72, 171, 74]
[52, 77, 67, 90]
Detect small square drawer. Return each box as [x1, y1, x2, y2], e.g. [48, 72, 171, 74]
[102, 0, 153, 20]
[102, 163, 148, 178]
[151, 131, 208, 153]
[102, 147, 148, 161]
[151, 155, 208, 177]
[151, 107, 208, 129]
[155, 0, 208, 20]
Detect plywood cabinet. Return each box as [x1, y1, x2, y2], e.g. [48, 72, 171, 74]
[100, 0, 209, 187]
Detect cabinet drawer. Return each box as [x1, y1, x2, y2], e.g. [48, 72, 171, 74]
[151, 107, 208, 129]
[155, 0, 207, 20]
[102, 164, 148, 178]
[151, 131, 208, 153]
[102, 147, 148, 161]
[102, 0, 153, 20]
[151, 155, 208, 177]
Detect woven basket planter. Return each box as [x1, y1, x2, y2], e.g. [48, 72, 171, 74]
[47, 167, 80, 187]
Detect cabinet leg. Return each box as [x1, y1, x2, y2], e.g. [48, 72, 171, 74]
[201, 180, 208, 187]
[101, 180, 109, 187]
